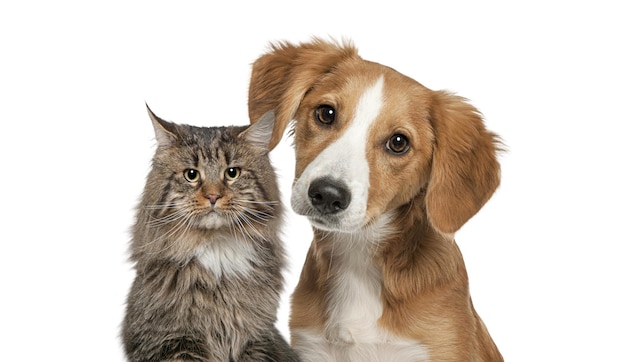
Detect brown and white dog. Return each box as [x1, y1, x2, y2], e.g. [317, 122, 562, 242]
[248, 38, 503, 361]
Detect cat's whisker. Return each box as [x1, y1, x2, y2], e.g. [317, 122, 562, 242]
[233, 213, 269, 240]
[143, 201, 188, 210]
[148, 213, 187, 227]
[232, 201, 278, 220]
[139, 209, 197, 254]
[242, 212, 272, 224]
[227, 212, 257, 243]
[233, 212, 257, 238]
[143, 216, 194, 255]
[231, 210, 268, 241]
[176, 213, 197, 249]
[146, 208, 190, 227]
[233, 199, 279, 209]
[232, 204, 273, 223]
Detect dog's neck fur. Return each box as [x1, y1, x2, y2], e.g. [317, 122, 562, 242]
[312, 197, 465, 297]
[293, 197, 470, 357]
[377, 199, 466, 298]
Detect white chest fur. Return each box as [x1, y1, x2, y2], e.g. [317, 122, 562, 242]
[193, 235, 257, 278]
[293, 217, 430, 361]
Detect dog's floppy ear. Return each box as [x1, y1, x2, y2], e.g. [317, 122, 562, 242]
[426, 91, 502, 234]
[248, 38, 359, 150]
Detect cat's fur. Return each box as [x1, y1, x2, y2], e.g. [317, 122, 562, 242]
[122, 106, 299, 362]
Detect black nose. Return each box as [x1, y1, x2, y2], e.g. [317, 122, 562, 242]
[308, 177, 351, 215]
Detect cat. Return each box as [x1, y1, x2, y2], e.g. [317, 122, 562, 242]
[122, 106, 299, 362]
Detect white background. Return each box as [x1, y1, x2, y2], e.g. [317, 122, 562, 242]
[1, 1, 624, 361]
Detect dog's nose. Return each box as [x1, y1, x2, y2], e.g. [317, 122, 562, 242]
[308, 177, 351, 215]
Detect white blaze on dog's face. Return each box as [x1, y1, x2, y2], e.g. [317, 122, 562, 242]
[290, 63, 435, 232]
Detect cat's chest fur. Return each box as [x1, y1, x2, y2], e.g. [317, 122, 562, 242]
[193, 233, 258, 279]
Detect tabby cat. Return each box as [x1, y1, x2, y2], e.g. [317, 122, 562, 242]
[122, 106, 299, 362]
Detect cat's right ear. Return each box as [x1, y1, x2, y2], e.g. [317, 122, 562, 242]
[241, 110, 275, 150]
[146, 103, 178, 148]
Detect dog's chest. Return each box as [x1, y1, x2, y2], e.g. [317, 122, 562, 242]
[326, 241, 383, 343]
[294, 233, 430, 361]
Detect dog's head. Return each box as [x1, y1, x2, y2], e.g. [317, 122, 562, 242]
[249, 38, 501, 234]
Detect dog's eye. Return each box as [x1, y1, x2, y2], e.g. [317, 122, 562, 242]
[184, 168, 201, 182]
[386, 134, 410, 155]
[315, 105, 336, 125]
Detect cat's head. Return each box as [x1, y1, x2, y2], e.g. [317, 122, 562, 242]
[136, 106, 280, 254]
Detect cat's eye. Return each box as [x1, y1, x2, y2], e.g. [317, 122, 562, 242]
[386, 134, 410, 155]
[315, 105, 336, 125]
[225, 167, 241, 181]
[184, 168, 200, 182]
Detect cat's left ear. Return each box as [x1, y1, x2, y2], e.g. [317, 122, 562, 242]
[241, 111, 274, 150]
[146, 103, 178, 148]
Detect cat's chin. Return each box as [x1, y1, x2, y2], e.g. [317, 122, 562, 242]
[197, 212, 228, 230]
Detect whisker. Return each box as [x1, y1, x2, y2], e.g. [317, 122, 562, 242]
[146, 208, 190, 227]
[143, 213, 195, 255]
[137, 206, 198, 254]
[228, 212, 257, 242]
[233, 210, 268, 241]
[328, 241, 336, 280]
[231, 204, 274, 222]
[143, 200, 189, 210]
[233, 199, 279, 206]
[232, 199, 279, 214]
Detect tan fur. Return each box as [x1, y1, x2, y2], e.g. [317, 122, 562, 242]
[249, 38, 503, 361]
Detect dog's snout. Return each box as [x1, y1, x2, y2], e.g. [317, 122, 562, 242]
[308, 177, 351, 215]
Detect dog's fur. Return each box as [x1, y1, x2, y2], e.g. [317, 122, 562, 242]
[248, 38, 503, 361]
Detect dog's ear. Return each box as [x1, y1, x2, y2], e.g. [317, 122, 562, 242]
[248, 38, 359, 150]
[425, 91, 502, 234]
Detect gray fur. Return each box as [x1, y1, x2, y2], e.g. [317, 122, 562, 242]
[122, 107, 299, 362]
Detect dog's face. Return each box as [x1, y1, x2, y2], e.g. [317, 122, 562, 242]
[289, 64, 435, 232]
[249, 39, 500, 234]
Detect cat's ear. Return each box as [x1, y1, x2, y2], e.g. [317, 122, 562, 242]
[241, 110, 275, 150]
[146, 104, 178, 148]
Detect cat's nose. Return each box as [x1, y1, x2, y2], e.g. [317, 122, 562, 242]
[205, 194, 222, 205]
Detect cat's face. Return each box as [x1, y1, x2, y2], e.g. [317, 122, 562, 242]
[140, 109, 279, 243]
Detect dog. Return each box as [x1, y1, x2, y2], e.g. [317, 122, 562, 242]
[248, 38, 503, 361]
